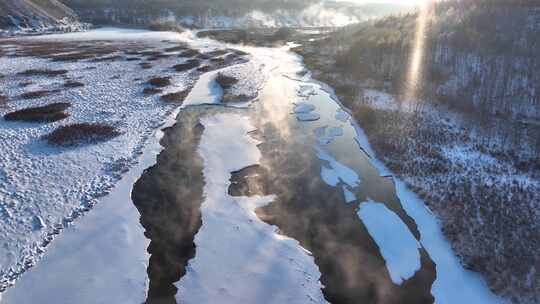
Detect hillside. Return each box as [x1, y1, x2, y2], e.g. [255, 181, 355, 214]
[0, 0, 86, 35]
[294, 1, 540, 303]
[61, 0, 409, 28]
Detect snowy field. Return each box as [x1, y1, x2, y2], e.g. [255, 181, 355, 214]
[0, 28, 264, 293]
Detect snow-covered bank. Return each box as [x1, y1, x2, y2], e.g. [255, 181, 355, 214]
[282, 53, 503, 302]
[176, 113, 327, 303]
[0, 28, 193, 292]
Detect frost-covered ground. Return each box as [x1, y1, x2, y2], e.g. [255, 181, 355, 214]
[0, 27, 264, 294]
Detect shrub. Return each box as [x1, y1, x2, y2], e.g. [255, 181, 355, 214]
[139, 62, 153, 69]
[64, 80, 85, 88]
[20, 89, 60, 99]
[161, 89, 191, 103]
[179, 49, 200, 58]
[45, 123, 121, 146]
[143, 87, 163, 95]
[204, 49, 229, 57]
[164, 45, 187, 52]
[215, 73, 239, 90]
[4, 102, 71, 123]
[173, 59, 200, 72]
[147, 76, 171, 88]
[197, 65, 212, 73]
[18, 69, 68, 77]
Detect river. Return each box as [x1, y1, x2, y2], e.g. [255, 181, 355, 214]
[1, 28, 501, 304]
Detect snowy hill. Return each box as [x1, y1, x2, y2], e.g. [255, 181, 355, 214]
[61, 0, 409, 28]
[0, 0, 87, 35]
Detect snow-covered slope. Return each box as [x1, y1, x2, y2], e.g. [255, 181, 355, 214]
[0, 0, 87, 36]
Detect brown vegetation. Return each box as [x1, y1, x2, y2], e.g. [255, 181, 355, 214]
[164, 45, 187, 52]
[4, 102, 71, 123]
[179, 49, 200, 58]
[20, 89, 60, 99]
[18, 69, 68, 77]
[64, 80, 85, 88]
[0, 93, 8, 105]
[143, 87, 163, 95]
[139, 62, 153, 69]
[45, 123, 121, 146]
[161, 89, 191, 103]
[173, 59, 200, 72]
[215, 73, 238, 89]
[147, 76, 171, 88]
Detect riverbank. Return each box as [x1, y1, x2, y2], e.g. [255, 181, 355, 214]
[292, 39, 540, 303]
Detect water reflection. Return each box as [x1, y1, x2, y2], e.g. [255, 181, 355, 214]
[234, 60, 437, 303]
[132, 107, 215, 304]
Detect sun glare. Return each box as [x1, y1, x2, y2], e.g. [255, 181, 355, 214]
[404, 1, 432, 101]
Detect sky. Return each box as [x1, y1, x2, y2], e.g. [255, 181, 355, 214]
[334, 0, 425, 5]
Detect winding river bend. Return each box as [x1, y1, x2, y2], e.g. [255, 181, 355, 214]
[132, 32, 500, 303]
[1, 28, 500, 304]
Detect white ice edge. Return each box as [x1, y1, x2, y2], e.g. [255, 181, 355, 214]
[1, 100, 185, 304]
[176, 113, 327, 304]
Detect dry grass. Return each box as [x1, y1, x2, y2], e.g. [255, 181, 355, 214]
[139, 62, 153, 69]
[197, 65, 212, 73]
[147, 76, 171, 88]
[50, 50, 113, 62]
[4, 102, 71, 123]
[20, 89, 60, 99]
[173, 59, 200, 72]
[215, 73, 239, 89]
[147, 53, 172, 61]
[179, 49, 200, 58]
[64, 80, 85, 88]
[45, 123, 121, 146]
[210, 57, 226, 64]
[205, 49, 229, 57]
[164, 45, 187, 52]
[160, 89, 191, 103]
[18, 69, 68, 77]
[196, 53, 211, 60]
[139, 50, 162, 57]
[91, 55, 124, 62]
[231, 49, 249, 56]
[223, 53, 239, 63]
[143, 87, 163, 95]
[0, 93, 8, 105]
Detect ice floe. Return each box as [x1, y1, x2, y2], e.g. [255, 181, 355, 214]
[296, 112, 321, 121]
[315, 145, 360, 189]
[357, 200, 422, 285]
[293, 102, 316, 114]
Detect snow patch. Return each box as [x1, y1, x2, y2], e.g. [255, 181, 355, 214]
[296, 112, 321, 121]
